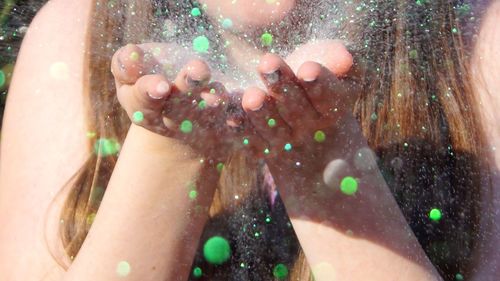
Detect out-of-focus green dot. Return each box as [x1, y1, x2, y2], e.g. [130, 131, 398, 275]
[265, 216, 272, 223]
[193, 36, 210, 53]
[429, 208, 442, 221]
[203, 236, 231, 265]
[217, 162, 224, 173]
[267, 118, 276, 128]
[243, 138, 249, 145]
[409, 49, 418, 59]
[198, 100, 207, 109]
[273, 264, 289, 280]
[191, 7, 201, 17]
[455, 273, 464, 281]
[193, 267, 203, 278]
[314, 130, 326, 143]
[189, 190, 198, 200]
[264, 148, 270, 155]
[94, 138, 121, 156]
[222, 18, 233, 29]
[261, 32, 273, 46]
[284, 143, 292, 151]
[340, 176, 358, 195]
[180, 120, 193, 133]
[132, 111, 144, 123]
[116, 261, 131, 277]
[0, 70, 5, 88]
[452, 27, 458, 34]
[129, 51, 139, 61]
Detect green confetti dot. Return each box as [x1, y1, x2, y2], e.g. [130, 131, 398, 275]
[217, 162, 224, 173]
[284, 143, 292, 151]
[265, 216, 272, 223]
[273, 264, 289, 280]
[129, 51, 139, 61]
[452, 27, 458, 34]
[203, 236, 231, 265]
[189, 190, 198, 200]
[180, 120, 193, 133]
[264, 148, 270, 155]
[370, 112, 378, 121]
[267, 118, 276, 128]
[409, 49, 418, 59]
[254, 232, 260, 237]
[243, 138, 249, 145]
[429, 208, 442, 221]
[340, 176, 358, 195]
[94, 138, 121, 156]
[132, 111, 144, 123]
[116, 261, 131, 277]
[455, 273, 464, 281]
[193, 36, 210, 53]
[240, 262, 246, 268]
[191, 7, 201, 17]
[0, 70, 5, 88]
[193, 267, 202, 278]
[261, 32, 273, 46]
[314, 130, 326, 143]
[86, 213, 96, 225]
[198, 100, 207, 110]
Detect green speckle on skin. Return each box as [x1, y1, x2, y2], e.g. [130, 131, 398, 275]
[264, 148, 270, 155]
[189, 190, 198, 200]
[116, 261, 131, 277]
[180, 120, 193, 133]
[243, 138, 249, 145]
[94, 138, 121, 156]
[284, 143, 292, 151]
[198, 100, 207, 110]
[132, 111, 144, 123]
[340, 176, 358, 195]
[314, 130, 326, 143]
[193, 36, 210, 53]
[267, 118, 276, 128]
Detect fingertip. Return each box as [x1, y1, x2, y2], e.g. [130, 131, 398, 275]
[258, 53, 282, 74]
[185, 59, 211, 83]
[242, 87, 267, 112]
[297, 61, 322, 82]
[149, 80, 171, 99]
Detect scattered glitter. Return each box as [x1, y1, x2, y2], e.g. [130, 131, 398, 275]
[191, 7, 201, 17]
[193, 36, 210, 53]
[129, 51, 139, 61]
[180, 120, 193, 133]
[86, 213, 96, 225]
[314, 130, 326, 143]
[273, 264, 289, 280]
[429, 208, 442, 221]
[217, 162, 224, 173]
[284, 143, 292, 151]
[203, 236, 231, 265]
[264, 148, 270, 155]
[243, 138, 249, 145]
[189, 190, 198, 200]
[116, 261, 131, 277]
[340, 176, 358, 195]
[261, 32, 273, 46]
[132, 111, 144, 123]
[193, 267, 202, 278]
[0, 70, 5, 88]
[267, 118, 277, 127]
[49, 62, 69, 80]
[222, 18, 233, 29]
[455, 273, 464, 280]
[94, 138, 121, 156]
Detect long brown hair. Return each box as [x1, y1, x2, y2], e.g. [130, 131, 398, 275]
[51, 1, 491, 280]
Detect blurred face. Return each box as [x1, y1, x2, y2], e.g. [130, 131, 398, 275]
[198, 0, 297, 31]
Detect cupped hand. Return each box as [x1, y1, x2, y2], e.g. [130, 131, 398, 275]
[110, 43, 261, 162]
[241, 45, 365, 201]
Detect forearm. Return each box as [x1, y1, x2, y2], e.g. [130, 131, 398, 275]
[278, 115, 442, 281]
[62, 124, 216, 281]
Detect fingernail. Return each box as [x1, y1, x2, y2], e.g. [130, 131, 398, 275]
[149, 81, 170, 99]
[262, 69, 281, 85]
[302, 75, 317, 82]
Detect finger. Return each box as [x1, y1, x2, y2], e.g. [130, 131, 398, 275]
[297, 61, 362, 116]
[242, 86, 292, 150]
[258, 53, 319, 129]
[174, 59, 211, 93]
[117, 74, 172, 133]
[111, 44, 151, 86]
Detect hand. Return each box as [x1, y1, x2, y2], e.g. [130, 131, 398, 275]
[241, 46, 367, 214]
[110, 43, 257, 162]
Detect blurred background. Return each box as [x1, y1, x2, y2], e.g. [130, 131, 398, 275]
[0, 0, 48, 131]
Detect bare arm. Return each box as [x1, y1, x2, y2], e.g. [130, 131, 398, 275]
[62, 124, 216, 281]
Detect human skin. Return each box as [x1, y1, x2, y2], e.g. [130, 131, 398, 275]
[1, 0, 499, 281]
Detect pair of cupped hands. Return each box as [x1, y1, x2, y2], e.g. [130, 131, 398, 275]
[110, 40, 363, 192]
